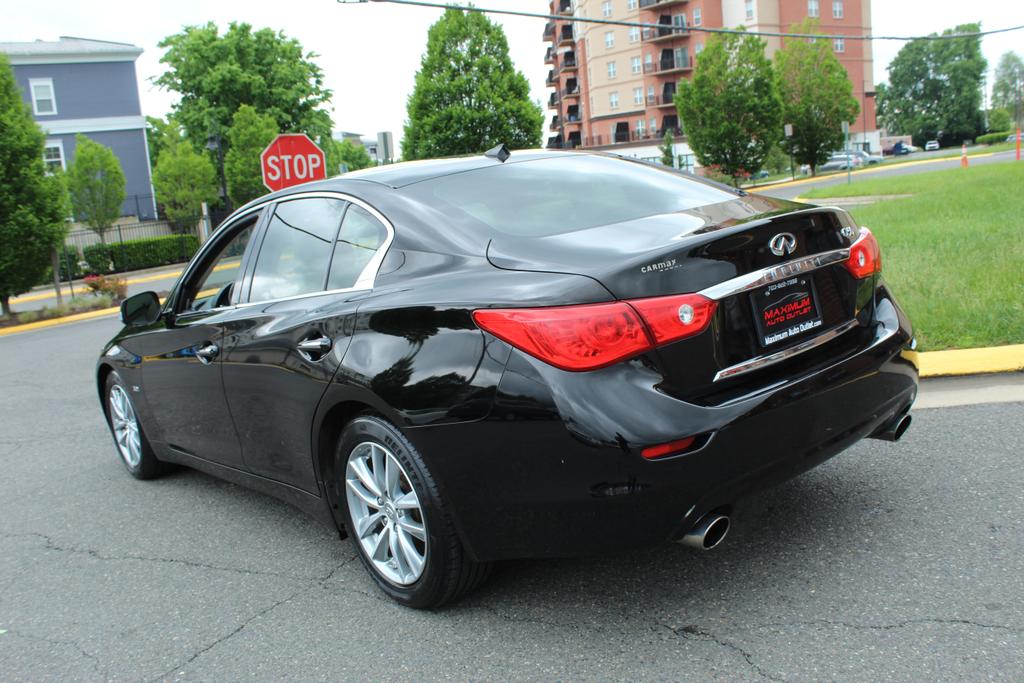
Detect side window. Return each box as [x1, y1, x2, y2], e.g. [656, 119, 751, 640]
[180, 216, 257, 313]
[327, 204, 388, 290]
[249, 198, 346, 302]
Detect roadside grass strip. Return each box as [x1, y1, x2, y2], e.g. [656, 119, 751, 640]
[803, 161, 1024, 351]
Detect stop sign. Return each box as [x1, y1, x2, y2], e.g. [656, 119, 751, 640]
[260, 134, 326, 192]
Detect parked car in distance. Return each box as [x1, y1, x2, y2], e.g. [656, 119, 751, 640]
[97, 150, 918, 608]
[925, 140, 940, 151]
[820, 153, 864, 172]
[851, 150, 884, 165]
[885, 141, 912, 155]
[1008, 133, 1020, 143]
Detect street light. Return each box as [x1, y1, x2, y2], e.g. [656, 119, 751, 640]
[206, 123, 228, 208]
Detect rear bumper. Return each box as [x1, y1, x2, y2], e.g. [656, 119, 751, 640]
[404, 293, 917, 562]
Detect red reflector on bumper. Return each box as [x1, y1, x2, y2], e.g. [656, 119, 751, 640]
[641, 436, 696, 460]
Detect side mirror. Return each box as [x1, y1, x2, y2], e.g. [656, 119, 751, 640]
[120, 291, 162, 326]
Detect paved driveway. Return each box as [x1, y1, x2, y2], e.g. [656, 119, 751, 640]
[1, 318, 1021, 681]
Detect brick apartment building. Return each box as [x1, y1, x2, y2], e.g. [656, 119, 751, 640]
[545, 0, 878, 167]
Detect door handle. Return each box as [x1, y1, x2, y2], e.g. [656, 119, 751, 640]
[296, 335, 333, 361]
[195, 343, 220, 365]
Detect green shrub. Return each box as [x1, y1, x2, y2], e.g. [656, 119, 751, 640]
[977, 131, 1011, 145]
[82, 234, 199, 274]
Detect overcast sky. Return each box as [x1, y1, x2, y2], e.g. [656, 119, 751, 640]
[6, 0, 1022, 154]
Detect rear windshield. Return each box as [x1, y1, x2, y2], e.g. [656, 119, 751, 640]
[403, 155, 736, 237]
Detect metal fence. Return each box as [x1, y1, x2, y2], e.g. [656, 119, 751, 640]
[56, 217, 205, 282]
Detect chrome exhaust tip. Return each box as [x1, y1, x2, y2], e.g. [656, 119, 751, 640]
[870, 413, 912, 442]
[679, 512, 730, 550]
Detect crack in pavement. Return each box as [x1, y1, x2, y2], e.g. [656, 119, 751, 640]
[661, 623, 785, 682]
[1, 628, 104, 678]
[147, 555, 359, 682]
[752, 617, 1022, 634]
[0, 531, 328, 582]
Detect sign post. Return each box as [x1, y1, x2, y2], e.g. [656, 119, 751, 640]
[784, 123, 794, 179]
[261, 134, 327, 192]
[842, 121, 851, 185]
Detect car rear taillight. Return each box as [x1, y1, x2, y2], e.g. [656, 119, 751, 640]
[473, 293, 717, 372]
[472, 302, 652, 371]
[844, 228, 882, 279]
[627, 293, 717, 345]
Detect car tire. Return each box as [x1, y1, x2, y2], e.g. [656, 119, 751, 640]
[104, 371, 164, 480]
[337, 415, 490, 608]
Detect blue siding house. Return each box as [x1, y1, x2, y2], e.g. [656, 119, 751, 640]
[1, 36, 157, 220]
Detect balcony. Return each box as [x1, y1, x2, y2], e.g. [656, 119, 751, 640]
[643, 56, 692, 75]
[647, 84, 677, 107]
[557, 0, 573, 15]
[558, 25, 574, 46]
[548, 91, 560, 108]
[543, 22, 555, 41]
[550, 115, 560, 131]
[639, 0, 688, 7]
[642, 24, 688, 42]
[561, 52, 578, 71]
[547, 134, 564, 149]
[545, 47, 555, 64]
[546, 69, 558, 86]
[562, 80, 581, 98]
[565, 106, 582, 124]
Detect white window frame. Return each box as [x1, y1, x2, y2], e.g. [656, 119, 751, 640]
[636, 118, 646, 135]
[833, 37, 845, 52]
[693, 7, 702, 26]
[696, 42, 704, 55]
[745, 0, 754, 21]
[604, 31, 615, 48]
[602, 0, 612, 18]
[833, 0, 843, 18]
[29, 78, 57, 116]
[43, 139, 65, 172]
[627, 0, 637, 9]
[631, 56, 642, 74]
[607, 61, 617, 79]
[609, 91, 619, 110]
[633, 87, 644, 105]
[629, 26, 640, 42]
[808, 0, 820, 18]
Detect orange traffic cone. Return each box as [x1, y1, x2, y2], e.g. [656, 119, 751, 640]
[961, 143, 968, 168]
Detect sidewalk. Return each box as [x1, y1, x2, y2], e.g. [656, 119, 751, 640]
[10, 262, 187, 313]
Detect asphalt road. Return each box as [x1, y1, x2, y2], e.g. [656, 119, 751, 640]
[1, 318, 1022, 681]
[753, 150, 1018, 200]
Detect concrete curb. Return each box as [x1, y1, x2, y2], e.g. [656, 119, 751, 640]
[2, 310, 1021, 379]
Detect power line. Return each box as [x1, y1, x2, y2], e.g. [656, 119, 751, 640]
[340, 0, 1024, 43]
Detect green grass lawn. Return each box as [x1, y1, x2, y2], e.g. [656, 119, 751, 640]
[803, 161, 1024, 351]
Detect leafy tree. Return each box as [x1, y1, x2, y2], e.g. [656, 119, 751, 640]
[676, 29, 782, 186]
[403, 8, 543, 159]
[223, 104, 278, 206]
[991, 51, 1023, 115]
[145, 115, 181, 171]
[988, 108, 1011, 133]
[763, 144, 790, 175]
[322, 137, 374, 175]
[876, 23, 986, 146]
[67, 135, 126, 242]
[155, 22, 333, 150]
[152, 141, 218, 225]
[775, 20, 860, 175]
[0, 55, 69, 316]
[659, 131, 675, 167]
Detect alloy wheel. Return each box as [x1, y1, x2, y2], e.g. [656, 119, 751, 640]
[108, 384, 142, 469]
[345, 441, 428, 585]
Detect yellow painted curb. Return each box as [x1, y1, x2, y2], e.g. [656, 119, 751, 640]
[751, 151, 996, 193]
[918, 344, 1024, 378]
[0, 305, 120, 336]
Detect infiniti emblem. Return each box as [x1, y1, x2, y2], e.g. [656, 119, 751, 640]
[769, 232, 798, 257]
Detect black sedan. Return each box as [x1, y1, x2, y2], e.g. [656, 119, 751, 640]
[98, 150, 918, 608]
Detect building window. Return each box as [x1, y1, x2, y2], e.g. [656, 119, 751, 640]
[637, 119, 646, 136]
[604, 31, 615, 48]
[647, 85, 655, 103]
[633, 87, 643, 105]
[808, 0, 819, 17]
[631, 56, 642, 74]
[627, 0, 637, 9]
[650, 117, 657, 133]
[695, 42, 704, 55]
[607, 61, 617, 78]
[602, 0, 612, 17]
[629, 26, 640, 42]
[673, 13, 687, 29]
[43, 139, 65, 172]
[693, 7, 702, 26]
[745, 0, 754, 20]
[610, 92, 619, 109]
[29, 78, 57, 116]
[644, 53, 653, 70]
[833, 37, 845, 52]
[833, 0, 843, 18]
